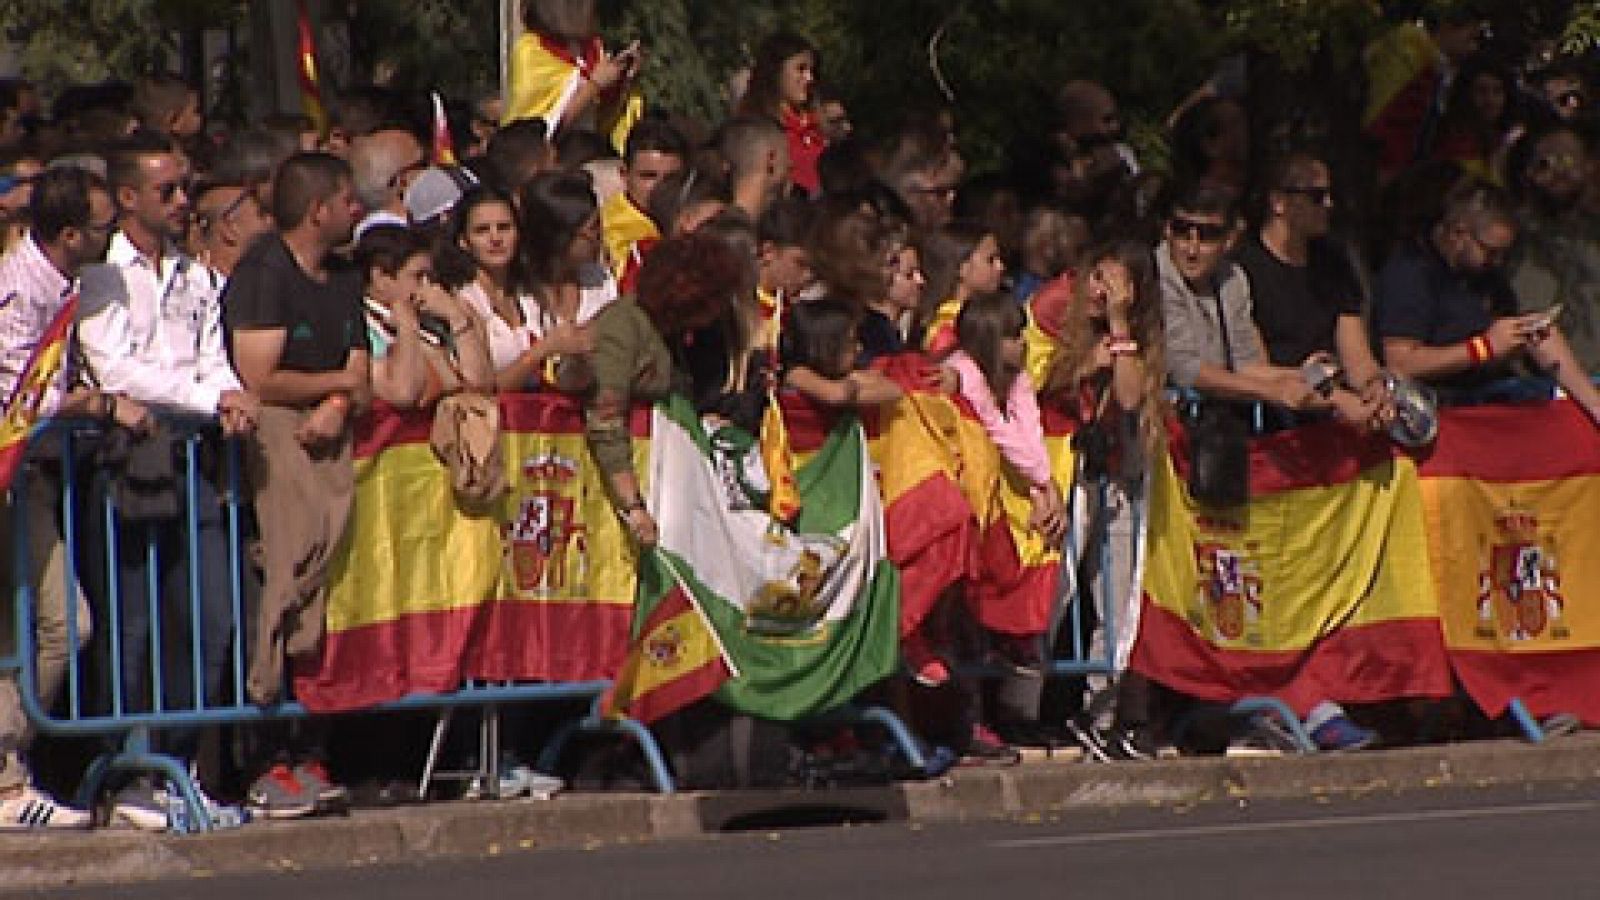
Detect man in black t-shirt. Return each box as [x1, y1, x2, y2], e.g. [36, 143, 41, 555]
[1235, 152, 1383, 428]
[222, 152, 369, 817]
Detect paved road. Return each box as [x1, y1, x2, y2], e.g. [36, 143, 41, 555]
[43, 781, 1600, 899]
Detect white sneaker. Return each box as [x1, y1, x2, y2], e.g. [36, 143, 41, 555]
[110, 780, 168, 831]
[0, 786, 92, 830]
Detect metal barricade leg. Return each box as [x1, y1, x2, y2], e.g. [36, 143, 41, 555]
[537, 703, 677, 795]
[418, 708, 455, 800]
[1507, 698, 1545, 743]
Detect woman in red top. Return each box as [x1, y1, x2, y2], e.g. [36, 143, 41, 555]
[738, 31, 827, 196]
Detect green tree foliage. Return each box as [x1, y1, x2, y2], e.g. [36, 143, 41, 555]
[7, 0, 1597, 173]
[349, 0, 501, 99]
[1, 0, 241, 85]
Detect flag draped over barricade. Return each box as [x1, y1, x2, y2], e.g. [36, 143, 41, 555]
[1416, 398, 1600, 724]
[1130, 419, 1453, 713]
[294, 394, 643, 712]
[604, 396, 900, 723]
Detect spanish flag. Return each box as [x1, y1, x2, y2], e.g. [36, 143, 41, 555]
[294, 393, 644, 712]
[430, 91, 458, 168]
[787, 355, 977, 638]
[601, 191, 659, 291]
[1131, 418, 1453, 714]
[294, 0, 328, 139]
[0, 297, 75, 491]
[1417, 399, 1600, 724]
[503, 32, 644, 154]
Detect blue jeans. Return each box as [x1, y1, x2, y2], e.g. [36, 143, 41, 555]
[98, 456, 235, 759]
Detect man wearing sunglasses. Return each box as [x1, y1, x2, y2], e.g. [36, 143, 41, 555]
[1376, 180, 1600, 425]
[192, 178, 272, 279]
[1159, 181, 1323, 412]
[1234, 152, 1387, 430]
[76, 129, 260, 830]
[0, 166, 141, 830]
[1506, 122, 1600, 377]
[1161, 181, 1385, 752]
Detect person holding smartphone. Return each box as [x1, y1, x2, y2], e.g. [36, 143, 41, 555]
[505, 0, 644, 154]
[1376, 180, 1600, 425]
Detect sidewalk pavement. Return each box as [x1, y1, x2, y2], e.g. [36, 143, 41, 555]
[10, 733, 1600, 891]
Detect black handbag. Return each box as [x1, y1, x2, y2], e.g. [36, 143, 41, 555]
[1184, 398, 1249, 507]
[1185, 291, 1250, 507]
[1072, 379, 1114, 481]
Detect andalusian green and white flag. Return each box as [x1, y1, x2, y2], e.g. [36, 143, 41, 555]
[605, 397, 901, 724]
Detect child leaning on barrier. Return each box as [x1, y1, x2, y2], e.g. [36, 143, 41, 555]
[1038, 241, 1169, 761]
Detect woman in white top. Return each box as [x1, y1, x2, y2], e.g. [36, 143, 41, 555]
[449, 183, 602, 391]
[516, 171, 617, 390]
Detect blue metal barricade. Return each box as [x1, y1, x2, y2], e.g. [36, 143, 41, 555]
[3, 417, 679, 833]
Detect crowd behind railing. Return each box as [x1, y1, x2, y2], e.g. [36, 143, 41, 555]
[1, 0, 1599, 833]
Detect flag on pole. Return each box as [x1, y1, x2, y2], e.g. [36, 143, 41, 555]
[0, 297, 76, 491]
[295, 0, 329, 139]
[758, 288, 800, 525]
[430, 91, 459, 167]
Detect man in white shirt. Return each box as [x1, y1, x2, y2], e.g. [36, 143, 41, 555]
[77, 129, 259, 830]
[0, 166, 139, 830]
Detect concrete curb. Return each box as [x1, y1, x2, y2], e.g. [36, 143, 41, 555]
[10, 734, 1600, 890]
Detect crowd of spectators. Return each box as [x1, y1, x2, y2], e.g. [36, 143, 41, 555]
[1, 0, 1598, 831]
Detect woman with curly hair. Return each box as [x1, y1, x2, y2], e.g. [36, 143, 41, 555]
[583, 232, 747, 546]
[1041, 239, 1169, 760]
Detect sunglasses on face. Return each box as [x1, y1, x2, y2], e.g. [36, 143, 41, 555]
[1558, 90, 1586, 109]
[153, 179, 192, 203]
[1167, 216, 1230, 243]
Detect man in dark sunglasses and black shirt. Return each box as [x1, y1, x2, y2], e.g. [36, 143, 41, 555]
[1233, 151, 1388, 429]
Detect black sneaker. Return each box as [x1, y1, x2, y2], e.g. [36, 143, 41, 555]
[990, 634, 1044, 678]
[1106, 724, 1157, 761]
[1063, 718, 1114, 763]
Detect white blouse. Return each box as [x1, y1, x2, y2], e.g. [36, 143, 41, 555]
[459, 264, 617, 374]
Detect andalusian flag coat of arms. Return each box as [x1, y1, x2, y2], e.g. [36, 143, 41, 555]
[605, 396, 901, 724]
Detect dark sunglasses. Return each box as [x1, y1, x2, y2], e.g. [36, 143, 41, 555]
[1280, 185, 1333, 205]
[1558, 89, 1586, 109]
[153, 179, 192, 203]
[1167, 216, 1230, 243]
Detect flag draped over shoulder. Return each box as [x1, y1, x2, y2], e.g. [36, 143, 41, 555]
[295, 394, 641, 712]
[1131, 419, 1452, 714]
[1417, 399, 1600, 724]
[853, 355, 977, 637]
[504, 33, 644, 153]
[604, 396, 900, 724]
[0, 297, 75, 491]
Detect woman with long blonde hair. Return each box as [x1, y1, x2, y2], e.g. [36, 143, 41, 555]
[1042, 239, 1168, 761]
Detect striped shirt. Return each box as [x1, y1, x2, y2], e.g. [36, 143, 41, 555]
[0, 232, 73, 411]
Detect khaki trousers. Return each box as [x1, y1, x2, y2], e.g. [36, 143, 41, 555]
[0, 467, 91, 789]
[244, 407, 353, 706]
